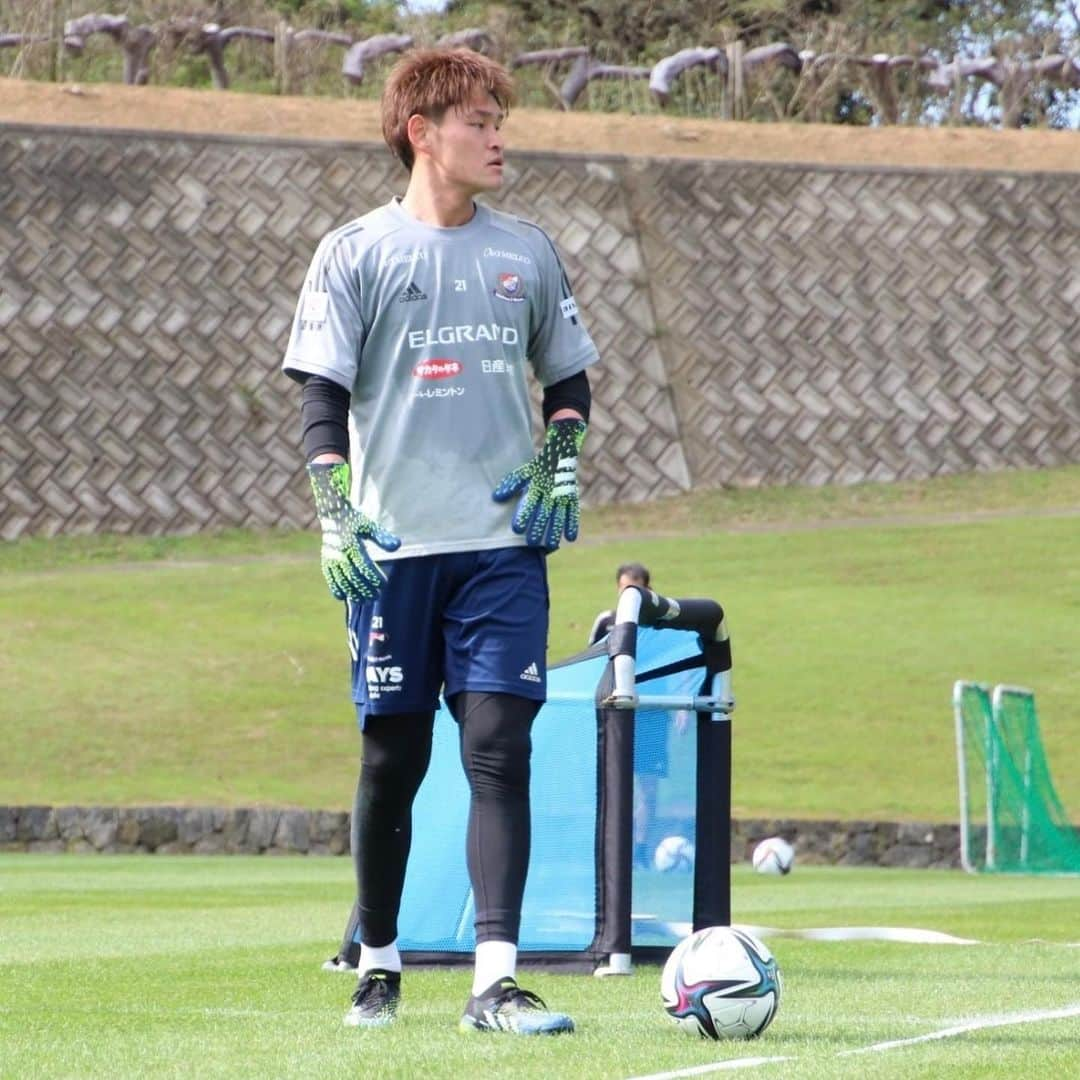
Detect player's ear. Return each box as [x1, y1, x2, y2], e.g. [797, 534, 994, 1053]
[406, 113, 430, 158]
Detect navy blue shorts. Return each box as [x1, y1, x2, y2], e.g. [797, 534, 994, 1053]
[346, 546, 549, 727]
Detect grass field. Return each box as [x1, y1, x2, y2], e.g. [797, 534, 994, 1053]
[2, 469, 1079, 1076]
[2, 466, 1078, 821]
[1, 856, 1078, 1079]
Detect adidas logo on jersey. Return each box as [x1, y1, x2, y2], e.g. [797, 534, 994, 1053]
[519, 661, 542, 683]
[398, 281, 427, 303]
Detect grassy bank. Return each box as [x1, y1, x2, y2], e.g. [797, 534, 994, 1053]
[1, 466, 1078, 820]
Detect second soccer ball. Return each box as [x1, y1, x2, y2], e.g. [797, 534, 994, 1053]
[654, 835, 696, 872]
[752, 836, 795, 875]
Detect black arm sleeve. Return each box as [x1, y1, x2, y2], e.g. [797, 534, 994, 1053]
[542, 369, 591, 425]
[300, 375, 350, 461]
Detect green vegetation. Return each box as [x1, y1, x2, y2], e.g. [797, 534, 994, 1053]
[1, 0, 1076, 125]
[2, 466, 1078, 820]
[1, 857, 1078, 1079]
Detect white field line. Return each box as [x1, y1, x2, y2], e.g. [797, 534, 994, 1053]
[734, 924, 979, 945]
[626, 1058, 795, 1079]
[644, 924, 1080, 949]
[839, 1001, 1080, 1055]
[626, 1002, 1080, 1080]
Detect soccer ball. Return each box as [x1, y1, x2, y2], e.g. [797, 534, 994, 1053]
[653, 835, 695, 872]
[661, 926, 781, 1040]
[752, 836, 795, 876]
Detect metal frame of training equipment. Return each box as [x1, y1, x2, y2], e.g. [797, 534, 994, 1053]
[992, 684, 1037, 870]
[591, 587, 734, 977]
[954, 680, 1070, 875]
[327, 591, 734, 973]
[953, 679, 991, 874]
[956, 681, 1038, 873]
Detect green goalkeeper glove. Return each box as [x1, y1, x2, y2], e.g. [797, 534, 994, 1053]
[307, 462, 401, 602]
[492, 418, 587, 551]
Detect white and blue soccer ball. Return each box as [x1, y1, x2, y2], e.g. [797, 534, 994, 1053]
[653, 835, 695, 872]
[661, 926, 782, 1040]
[752, 836, 795, 876]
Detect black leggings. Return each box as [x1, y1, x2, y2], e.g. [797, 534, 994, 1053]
[352, 691, 539, 947]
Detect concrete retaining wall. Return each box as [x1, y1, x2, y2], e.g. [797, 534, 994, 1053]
[0, 804, 961, 867]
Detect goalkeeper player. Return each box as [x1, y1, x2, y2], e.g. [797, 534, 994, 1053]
[282, 48, 598, 1035]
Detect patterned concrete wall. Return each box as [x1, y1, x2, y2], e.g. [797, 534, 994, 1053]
[1, 124, 1077, 540]
[623, 159, 1080, 490]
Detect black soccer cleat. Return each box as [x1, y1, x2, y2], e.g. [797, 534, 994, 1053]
[459, 977, 574, 1035]
[343, 968, 400, 1028]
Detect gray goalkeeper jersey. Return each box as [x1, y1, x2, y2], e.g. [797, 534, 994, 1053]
[283, 198, 599, 560]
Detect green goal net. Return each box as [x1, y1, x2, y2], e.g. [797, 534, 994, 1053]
[953, 681, 1080, 874]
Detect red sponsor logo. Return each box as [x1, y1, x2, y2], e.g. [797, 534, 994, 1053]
[412, 358, 463, 380]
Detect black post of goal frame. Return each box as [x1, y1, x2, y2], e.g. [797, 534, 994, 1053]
[694, 677, 732, 929]
[592, 662, 635, 965]
[592, 590, 734, 972]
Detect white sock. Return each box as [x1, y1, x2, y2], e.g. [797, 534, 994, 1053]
[472, 940, 517, 996]
[359, 940, 401, 976]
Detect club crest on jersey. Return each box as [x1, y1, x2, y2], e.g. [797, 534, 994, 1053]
[494, 272, 526, 303]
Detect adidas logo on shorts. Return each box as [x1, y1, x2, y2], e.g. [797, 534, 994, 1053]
[398, 281, 427, 303]
[519, 661, 541, 683]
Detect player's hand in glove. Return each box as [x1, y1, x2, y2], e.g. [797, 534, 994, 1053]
[492, 418, 587, 551]
[306, 461, 400, 602]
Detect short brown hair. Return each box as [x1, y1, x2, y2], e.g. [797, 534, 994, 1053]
[381, 48, 514, 171]
[617, 562, 650, 587]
